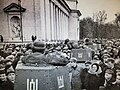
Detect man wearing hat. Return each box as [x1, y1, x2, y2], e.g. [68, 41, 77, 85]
[102, 58, 117, 85]
[21, 41, 48, 65]
[81, 61, 92, 89]
[67, 57, 82, 90]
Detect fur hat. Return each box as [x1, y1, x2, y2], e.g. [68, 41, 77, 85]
[106, 58, 115, 63]
[3, 59, 12, 64]
[32, 41, 46, 51]
[70, 57, 77, 62]
[85, 61, 91, 65]
[6, 66, 15, 76]
[0, 64, 5, 74]
[105, 69, 114, 75]
[102, 54, 111, 59]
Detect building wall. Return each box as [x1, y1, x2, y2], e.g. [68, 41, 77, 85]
[0, 0, 17, 41]
[0, 0, 81, 42]
[68, 12, 79, 40]
[65, 0, 77, 9]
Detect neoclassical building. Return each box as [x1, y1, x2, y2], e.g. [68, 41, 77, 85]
[0, 0, 81, 42]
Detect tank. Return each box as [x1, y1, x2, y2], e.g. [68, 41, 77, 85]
[71, 48, 92, 62]
[88, 44, 101, 51]
[14, 63, 71, 90]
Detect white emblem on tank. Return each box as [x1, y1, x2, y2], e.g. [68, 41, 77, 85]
[78, 53, 83, 58]
[57, 75, 64, 88]
[27, 79, 38, 90]
[88, 53, 91, 57]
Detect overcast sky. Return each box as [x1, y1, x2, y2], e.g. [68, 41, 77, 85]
[78, 0, 120, 22]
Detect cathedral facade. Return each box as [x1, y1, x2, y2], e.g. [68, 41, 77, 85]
[0, 0, 81, 42]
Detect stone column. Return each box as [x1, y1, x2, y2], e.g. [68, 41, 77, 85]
[40, 0, 46, 40]
[50, 2, 54, 41]
[45, 0, 51, 41]
[59, 9, 61, 40]
[68, 10, 81, 40]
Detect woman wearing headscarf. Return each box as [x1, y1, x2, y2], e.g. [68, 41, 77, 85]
[84, 63, 102, 90]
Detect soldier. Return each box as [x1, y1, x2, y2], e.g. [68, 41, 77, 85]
[67, 57, 82, 90]
[21, 41, 48, 65]
[46, 45, 69, 66]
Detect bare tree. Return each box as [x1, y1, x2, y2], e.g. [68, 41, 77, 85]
[93, 10, 107, 24]
[115, 12, 120, 27]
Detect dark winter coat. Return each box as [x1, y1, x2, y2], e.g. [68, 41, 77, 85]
[110, 84, 120, 90]
[21, 52, 48, 65]
[0, 79, 14, 90]
[80, 68, 88, 89]
[84, 72, 100, 90]
[104, 80, 114, 90]
[0, 80, 4, 86]
[68, 65, 82, 90]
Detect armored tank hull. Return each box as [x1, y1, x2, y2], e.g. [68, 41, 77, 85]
[14, 63, 71, 90]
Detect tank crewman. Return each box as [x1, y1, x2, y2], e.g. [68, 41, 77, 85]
[46, 45, 69, 66]
[21, 41, 48, 65]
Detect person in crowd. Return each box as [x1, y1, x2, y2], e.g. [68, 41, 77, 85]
[0, 35, 3, 42]
[84, 38, 93, 46]
[0, 70, 15, 90]
[111, 73, 120, 90]
[105, 58, 117, 81]
[62, 45, 71, 59]
[84, 63, 101, 90]
[64, 39, 73, 50]
[93, 54, 100, 60]
[101, 54, 111, 64]
[24, 43, 33, 55]
[5, 55, 15, 62]
[81, 61, 91, 89]
[31, 35, 37, 42]
[67, 57, 82, 90]
[117, 46, 120, 58]
[0, 64, 6, 86]
[46, 44, 69, 66]
[1, 38, 120, 89]
[100, 58, 117, 86]
[106, 46, 113, 57]
[21, 41, 48, 65]
[104, 69, 114, 90]
[112, 47, 119, 59]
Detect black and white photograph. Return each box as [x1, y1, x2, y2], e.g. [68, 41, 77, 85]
[0, 0, 120, 90]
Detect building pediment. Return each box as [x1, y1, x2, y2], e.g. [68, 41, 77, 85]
[3, 3, 26, 12]
[71, 9, 82, 16]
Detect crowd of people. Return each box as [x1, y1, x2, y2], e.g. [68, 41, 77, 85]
[0, 38, 120, 90]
